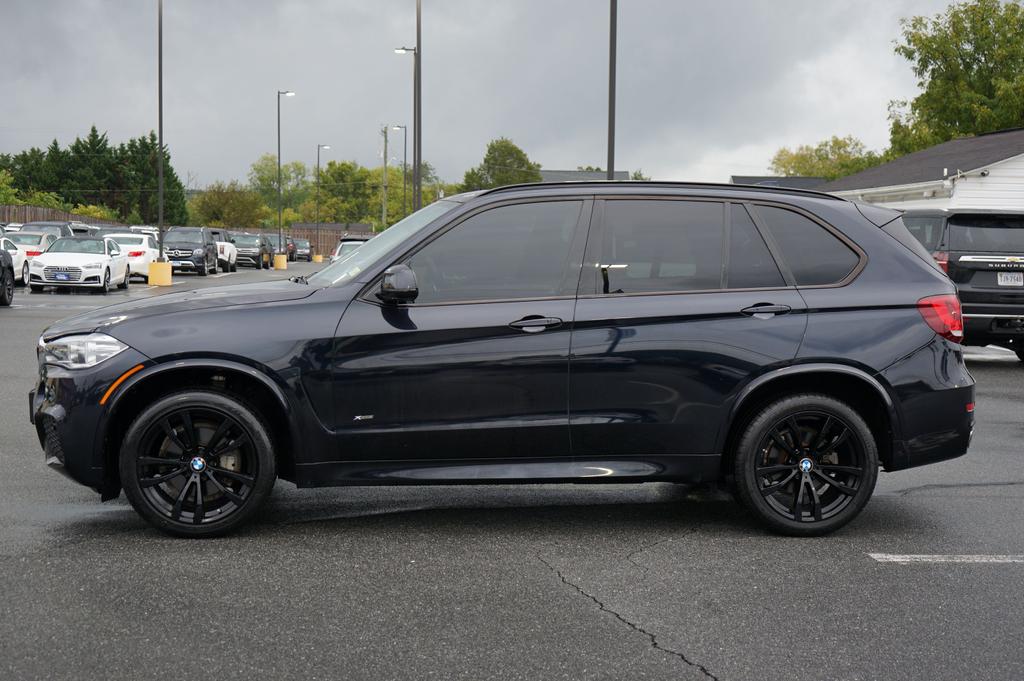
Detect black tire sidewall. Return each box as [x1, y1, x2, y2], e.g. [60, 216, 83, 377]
[0, 268, 13, 305]
[734, 393, 878, 536]
[119, 390, 277, 537]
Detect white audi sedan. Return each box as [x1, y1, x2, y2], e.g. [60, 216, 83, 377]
[0, 236, 29, 285]
[29, 236, 130, 293]
[107, 232, 159, 282]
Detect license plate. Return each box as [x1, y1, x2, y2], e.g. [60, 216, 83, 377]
[54, 273, 70, 281]
[171, 261, 187, 267]
[998, 272, 1024, 287]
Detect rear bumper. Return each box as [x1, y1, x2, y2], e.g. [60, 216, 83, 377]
[962, 306, 1024, 345]
[881, 338, 975, 471]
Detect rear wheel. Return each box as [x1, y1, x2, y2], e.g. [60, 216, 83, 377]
[733, 393, 878, 536]
[21, 262, 29, 285]
[0, 267, 13, 306]
[117, 266, 130, 290]
[119, 391, 277, 537]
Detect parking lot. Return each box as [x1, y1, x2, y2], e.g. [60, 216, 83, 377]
[0, 262, 1021, 680]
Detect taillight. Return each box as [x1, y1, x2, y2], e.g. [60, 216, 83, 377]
[918, 294, 963, 343]
[933, 251, 949, 273]
[128, 251, 145, 257]
[26, 250, 41, 257]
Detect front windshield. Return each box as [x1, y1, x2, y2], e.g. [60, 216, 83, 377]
[233, 235, 260, 247]
[295, 239, 309, 247]
[308, 200, 459, 286]
[50, 238, 105, 254]
[9, 233, 45, 245]
[336, 242, 362, 257]
[168, 228, 203, 244]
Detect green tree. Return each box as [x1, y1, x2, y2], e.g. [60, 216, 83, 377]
[461, 138, 542, 190]
[187, 181, 270, 228]
[248, 154, 310, 213]
[630, 169, 651, 181]
[72, 204, 120, 221]
[0, 170, 18, 204]
[769, 135, 885, 180]
[889, 0, 1024, 154]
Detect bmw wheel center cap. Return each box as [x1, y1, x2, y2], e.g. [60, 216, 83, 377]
[799, 458, 813, 473]
[190, 456, 207, 472]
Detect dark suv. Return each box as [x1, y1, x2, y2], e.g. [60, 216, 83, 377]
[904, 209, 1024, 359]
[164, 226, 218, 276]
[30, 182, 974, 537]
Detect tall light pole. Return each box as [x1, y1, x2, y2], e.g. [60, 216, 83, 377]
[607, 0, 617, 181]
[157, 0, 164, 260]
[392, 125, 407, 216]
[395, 0, 421, 209]
[316, 143, 330, 255]
[277, 89, 295, 253]
[380, 126, 389, 229]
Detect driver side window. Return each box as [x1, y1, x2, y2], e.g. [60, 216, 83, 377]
[406, 201, 584, 305]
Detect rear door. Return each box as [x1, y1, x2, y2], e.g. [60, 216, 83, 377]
[568, 199, 807, 468]
[945, 214, 1024, 327]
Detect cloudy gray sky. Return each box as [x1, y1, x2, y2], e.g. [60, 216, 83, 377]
[2, 0, 951, 188]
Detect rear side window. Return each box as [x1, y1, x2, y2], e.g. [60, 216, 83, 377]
[882, 218, 944, 273]
[755, 206, 859, 286]
[902, 216, 944, 251]
[728, 205, 785, 289]
[600, 200, 724, 293]
[948, 216, 1024, 252]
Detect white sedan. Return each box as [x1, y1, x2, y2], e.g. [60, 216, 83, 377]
[6, 231, 58, 284]
[29, 236, 130, 293]
[0, 236, 28, 285]
[107, 232, 159, 281]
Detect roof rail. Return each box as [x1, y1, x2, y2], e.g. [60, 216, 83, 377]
[478, 180, 847, 202]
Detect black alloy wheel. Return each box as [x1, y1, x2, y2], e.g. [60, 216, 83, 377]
[734, 394, 878, 536]
[120, 391, 276, 537]
[0, 267, 13, 306]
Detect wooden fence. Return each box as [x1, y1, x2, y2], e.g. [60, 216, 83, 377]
[274, 223, 373, 256]
[0, 205, 124, 226]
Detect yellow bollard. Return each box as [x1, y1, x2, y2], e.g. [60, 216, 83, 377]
[312, 254, 323, 263]
[273, 254, 288, 270]
[149, 261, 172, 286]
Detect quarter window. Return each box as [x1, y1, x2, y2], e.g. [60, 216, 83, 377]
[408, 201, 583, 304]
[599, 200, 724, 293]
[728, 205, 785, 289]
[755, 205, 859, 286]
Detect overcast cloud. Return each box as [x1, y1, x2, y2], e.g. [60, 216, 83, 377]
[2, 0, 951, 188]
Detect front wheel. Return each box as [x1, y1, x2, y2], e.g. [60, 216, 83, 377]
[0, 267, 13, 306]
[119, 391, 277, 537]
[117, 266, 130, 290]
[100, 269, 111, 293]
[733, 393, 878, 536]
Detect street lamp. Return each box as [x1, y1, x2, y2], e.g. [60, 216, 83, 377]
[277, 89, 295, 261]
[316, 144, 330, 257]
[395, 1, 421, 209]
[607, 0, 616, 181]
[392, 125, 407, 217]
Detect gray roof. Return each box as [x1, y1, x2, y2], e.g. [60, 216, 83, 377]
[730, 175, 825, 189]
[817, 128, 1024, 193]
[539, 169, 630, 182]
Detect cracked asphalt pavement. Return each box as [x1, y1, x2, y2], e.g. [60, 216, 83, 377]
[1, 265, 1022, 680]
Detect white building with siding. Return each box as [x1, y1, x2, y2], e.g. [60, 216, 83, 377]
[816, 128, 1024, 211]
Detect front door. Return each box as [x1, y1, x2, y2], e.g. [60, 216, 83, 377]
[569, 199, 807, 474]
[331, 198, 592, 469]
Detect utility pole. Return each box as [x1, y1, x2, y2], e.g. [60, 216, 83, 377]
[413, 0, 422, 209]
[316, 144, 329, 256]
[392, 125, 408, 217]
[157, 0, 164, 259]
[381, 126, 389, 228]
[607, 0, 617, 181]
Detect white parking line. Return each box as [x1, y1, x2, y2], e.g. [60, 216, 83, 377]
[869, 553, 1024, 563]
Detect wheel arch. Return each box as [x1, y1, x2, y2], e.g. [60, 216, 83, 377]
[98, 358, 299, 499]
[719, 364, 902, 475]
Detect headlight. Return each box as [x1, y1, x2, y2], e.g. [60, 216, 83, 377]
[38, 333, 128, 369]
[82, 262, 103, 269]
[192, 248, 204, 256]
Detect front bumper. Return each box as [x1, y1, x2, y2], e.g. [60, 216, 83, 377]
[30, 348, 151, 492]
[170, 256, 204, 270]
[30, 272, 105, 287]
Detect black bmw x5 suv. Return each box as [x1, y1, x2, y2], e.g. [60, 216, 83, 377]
[30, 182, 974, 537]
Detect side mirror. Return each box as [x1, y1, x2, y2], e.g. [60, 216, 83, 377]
[376, 264, 419, 304]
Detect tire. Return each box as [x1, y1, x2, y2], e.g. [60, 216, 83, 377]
[0, 267, 13, 306]
[198, 260, 208, 277]
[211, 259, 219, 275]
[118, 266, 130, 290]
[119, 390, 277, 537]
[21, 262, 29, 285]
[231, 261, 237, 273]
[218, 259, 227, 273]
[733, 393, 878, 536]
[100, 269, 111, 294]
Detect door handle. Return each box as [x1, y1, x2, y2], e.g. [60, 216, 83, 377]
[509, 316, 563, 333]
[740, 303, 791, 317]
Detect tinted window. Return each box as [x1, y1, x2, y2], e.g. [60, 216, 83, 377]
[728, 205, 785, 289]
[600, 200, 723, 293]
[902, 216, 944, 251]
[233, 235, 260, 247]
[50, 238, 105, 254]
[408, 201, 582, 304]
[9, 233, 45, 246]
[948, 216, 1024, 252]
[755, 206, 859, 286]
[111, 236, 143, 246]
[882, 218, 944, 273]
